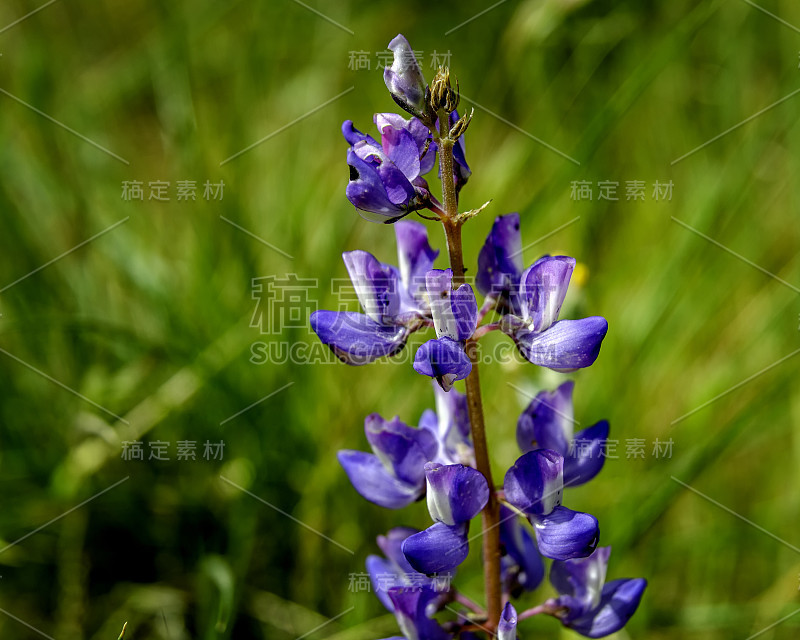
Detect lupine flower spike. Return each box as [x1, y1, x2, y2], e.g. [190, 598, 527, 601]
[311, 33, 646, 640]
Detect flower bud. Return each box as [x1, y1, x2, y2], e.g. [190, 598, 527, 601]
[448, 108, 473, 140]
[383, 35, 429, 118]
[429, 66, 460, 114]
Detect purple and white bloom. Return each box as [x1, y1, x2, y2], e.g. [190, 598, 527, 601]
[413, 269, 477, 391]
[501, 256, 607, 371]
[499, 505, 544, 594]
[517, 381, 609, 486]
[504, 450, 599, 561]
[498, 602, 518, 640]
[367, 527, 446, 612]
[383, 34, 429, 118]
[344, 117, 435, 221]
[386, 586, 453, 640]
[402, 463, 488, 575]
[546, 547, 647, 638]
[476, 214, 608, 371]
[418, 382, 473, 466]
[413, 338, 472, 393]
[338, 414, 438, 509]
[425, 462, 489, 526]
[337, 385, 473, 511]
[311, 221, 437, 365]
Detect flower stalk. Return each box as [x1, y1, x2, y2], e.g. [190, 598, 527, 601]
[438, 118, 502, 632]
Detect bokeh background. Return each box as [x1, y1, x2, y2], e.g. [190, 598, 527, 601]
[0, 0, 798, 638]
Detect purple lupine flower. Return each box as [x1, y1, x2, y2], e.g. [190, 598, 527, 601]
[418, 382, 473, 466]
[546, 547, 647, 638]
[338, 385, 472, 511]
[344, 118, 435, 221]
[476, 213, 524, 313]
[383, 34, 429, 118]
[498, 602, 518, 640]
[402, 462, 489, 574]
[386, 586, 453, 640]
[502, 256, 607, 370]
[476, 214, 608, 371]
[311, 221, 437, 365]
[517, 381, 609, 486]
[338, 414, 438, 509]
[499, 505, 544, 594]
[504, 449, 599, 560]
[367, 527, 446, 611]
[413, 269, 477, 391]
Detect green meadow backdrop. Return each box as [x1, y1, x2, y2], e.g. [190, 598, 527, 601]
[0, 0, 798, 638]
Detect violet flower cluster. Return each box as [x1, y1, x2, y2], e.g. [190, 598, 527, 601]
[310, 34, 646, 639]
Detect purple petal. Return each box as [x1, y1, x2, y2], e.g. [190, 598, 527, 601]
[426, 269, 478, 341]
[395, 220, 438, 310]
[377, 527, 424, 577]
[504, 449, 564, 517]
[413, 338, 472, 392]
[476, 213, 523, 306]
[374, 112, 433, 157]
[533, 506, 599, 560]
[367, 555, 401, 611]
[550, 546, 611, 616]
[342, 120, 379, 147]
[498, 602, 517, 640]
[310, 310, 407, 365]
[343, 251, 401, 323]
[516, 380, 575, 456]
[383, 35, 428, 116]
[512, 317, 609, 371]
[388, 586, 452, 640]
[518, 256, 575, 332]
[365, 414, 439, 486]
[450, 110, 471, 187]
[499, 506, 545, 593]
[370, 527, 432, 612]
[425, 462, 489, 525]
[381, 126, 422, 183]
[337, 450, 421, 509]
[566, 578, 647, 638]
[353, 141, 418, 207]
[346, 147, 410, 217]
[450, 284, 478, 340]
[418, 408, 440, 438]
[564, 420, 609, 487]
[421, 382, 472, 465]
[402, 522, 470, 575]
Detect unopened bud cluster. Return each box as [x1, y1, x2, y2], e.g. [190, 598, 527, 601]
[429, 66, 460, 114]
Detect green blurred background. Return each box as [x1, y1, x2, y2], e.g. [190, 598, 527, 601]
[0, 0, 798, 637]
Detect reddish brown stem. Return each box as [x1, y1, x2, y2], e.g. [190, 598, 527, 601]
[438, 121, 502, 632]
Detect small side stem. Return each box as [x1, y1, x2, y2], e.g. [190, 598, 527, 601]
[453, 590, 487, 616]
[473, 322, 500, 340]
[476, 296, 498, 324]
[518, 604, 559, 621]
